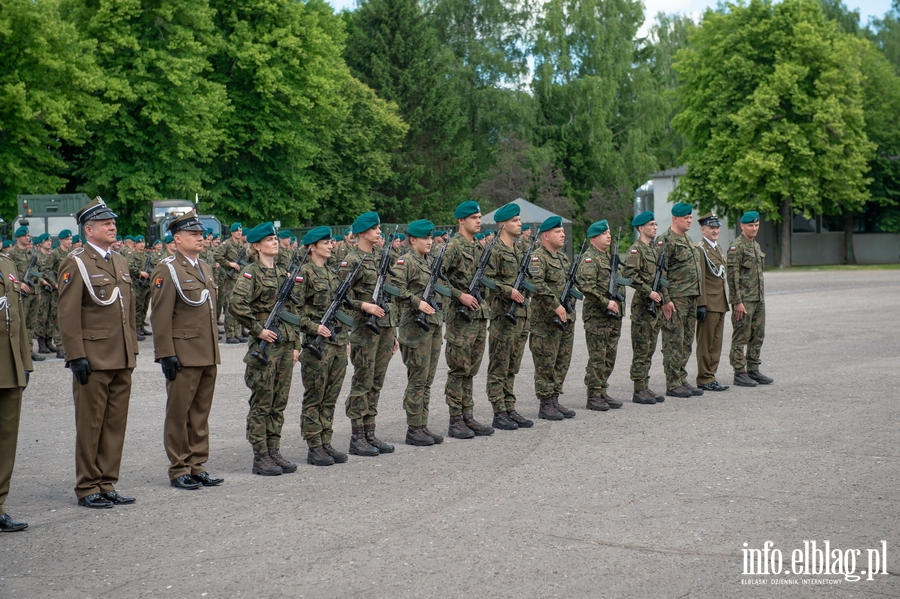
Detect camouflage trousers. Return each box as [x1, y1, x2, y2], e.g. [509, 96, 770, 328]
[244, 343, 294, 453]
[36, 289, 54, 338]
[444, 317, 487, 416]
[695, 310, 726, 385]
[730, 301, 765, 372]
[300, 341, 347, 447]
[50, 290, 61, 348]
[629, 299, 662, 391]
[399, 325, 442, 427]
[584, 317, 621, 397]
[529, 321, 575, 400]
[23, 291, 38, 347]
[486, 316, 529, 413]
[661, 296, 698, 389]
[220, 278, 241, 338]
[134, 284, 151, 329]
[345, 327, 394, 426]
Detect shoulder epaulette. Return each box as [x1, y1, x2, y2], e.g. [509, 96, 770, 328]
[161, 255, 176, 264]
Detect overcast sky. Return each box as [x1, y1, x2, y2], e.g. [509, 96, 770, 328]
[325, 0, 895, 28]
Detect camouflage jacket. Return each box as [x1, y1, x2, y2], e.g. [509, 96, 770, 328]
[528, 245, 575, 325]
[230, 261, 302, 350]
[296, 261, 348, 346]
[36, 250, 55, 289]
[327, 241, 351, 270]
[7, 246, 34, 283]
[393, 250, 443, 347]
[623, 238, 659, 304]
[214, 238, 246, 278]
[338, 247, 384, 330]
[485, 237, 530, 321]
[727, 234, 765, 304]
[657, 229, 701, 301]
[578, 244, 624, 323]
[442, 235, 489, 322]
[276, 246, 293, 270]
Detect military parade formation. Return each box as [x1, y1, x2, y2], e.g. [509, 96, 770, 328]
[0, 196, 773, 532]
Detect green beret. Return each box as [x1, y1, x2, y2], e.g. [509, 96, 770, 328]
[352, 211, 380, 235]
[278, 229, 292, 239]
[494, 203, 520, 223]
[539, 216, 563, 233]
[125, 235, 134, 241]
[344, 227, 352, 236]
[2, 240, 12, 248]
[246, 222, 276, 243]
[587, 220, 609, 238]
[14, 226, 28, 238]
[33, 234, 47, 244]
[406, 219, 435, 238]
[332, 236, 341, 242]
[397, 233, 406, 241]
[740, 211, 760, 223]
[521, 224, 531, 231]
[230, 222, 242, 233]
[671, 202, 692, 217]
[213, 233, 220, 239]
[57, 229, 72, 239]
[631, 211, 654, 227]
[475, 232, 485, 240]
[164, 234, 174, 244]
[72, 234, 81, 243]
[205, 228, 214, 237]
[116, 235, 122, 241]
[302, 226, 332, 245]
[483, 230, 492, 236]
[135, 235, 145, 242]
[290, 236, 296, 243]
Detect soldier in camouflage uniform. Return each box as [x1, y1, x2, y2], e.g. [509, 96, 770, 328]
[394, 220, 446, 446]
[128, 236, 154, 336]
[484, 203, 534, 430]
[528, 216, 577, 421]
[276, 229, 294, 269]
[728, 211, 774, 387]
[216, 222, 247, 343]
[295, 226, 350, 467]
[659, 203, 704, 398]
[7, 227, 44, 362]
[328, 228, 353, 270]
[34, 235, 57, 354]
[578, 220, 626, 411]
[230, 222, 302, 476]
[442, 201, 495, 439]
[339, 212, 396, 457]
[623, 212, 665, 405]
[46, 229, 72, 359]
[121, 235, 134, 258]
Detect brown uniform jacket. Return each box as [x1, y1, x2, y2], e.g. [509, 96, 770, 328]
[0, 256, 33, 387]
[696, 239, 729, 313]
[150, 252, 220, 367]
[57, 245, 139, 369]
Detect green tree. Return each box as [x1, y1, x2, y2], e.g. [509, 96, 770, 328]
[62, 0, 230, 232]
[869, 0, 900, 73]
[0, 0, 109, 220]
[673, 0, 874, 267]
[344, 0, 475, 223]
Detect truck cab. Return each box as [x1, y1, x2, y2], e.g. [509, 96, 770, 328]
[14, 194, 85, 240]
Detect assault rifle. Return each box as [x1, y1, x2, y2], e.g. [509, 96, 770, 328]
[223, 246, 249, 280]
[364, 226, 402, 335]
[413, 242, 452, 331]
[606, 229, 630, 320]
[305, 259, 362, 360]
[22, 253, 42, 296]
[138, 252, 153, 287]
[249, 248, 310, 367]
[457, 224, 503, 323]
[648, 234, 669, 315]
[552, 239, 587, 330]
[502, 234, 539, 325]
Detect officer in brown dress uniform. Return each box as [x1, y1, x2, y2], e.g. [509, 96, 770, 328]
[150, 213, 224, 491]
[0, 252, 33, 531]
[695, 213, 730, 392]
[58, 197, 139, 509]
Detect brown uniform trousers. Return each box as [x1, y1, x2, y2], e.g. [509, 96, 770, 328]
[0, 256, 33, 515]
[58, 246, 139, 499]
[695, 240, 729, 386]
[150, 252, 221, 480]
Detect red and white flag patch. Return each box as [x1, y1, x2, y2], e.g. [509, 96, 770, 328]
[8, 273, 17, 283]
[584, 257, 592, 263]
[396, 259, 404, 265]
[729, 246, 736, 251]
[243, 272, 253, 279]
[340, 261, 348, 267]
[531, 256, 539, 262]
[295, 276, 304, 282]
[630, 249, 638, 254]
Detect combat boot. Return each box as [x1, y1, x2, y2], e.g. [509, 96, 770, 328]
[665, 385, 692, 398]
[748, 370, 774, 385]
[507, 410, 533, 428]
[601, 394, 623, 409]
[650, 389, 665, 402]
[55, 349, 66, 360]
[538, 398, 564, 421]
[322, 444, 348, 463]
[586, 396, 610, 411]
[492, 411, 518, 431]
[268, 448, 298, 473]
[31, 351, 45, 362]
[349, 425, 379, 456]
[252, 452, 283, 476]
[683, 383, 704, 396]
[306, 445, 335, 467]
[405, 426, 435, 446]
[462, 414, 494, 436]
[448, 415, 475, 439]
[552, 395, 576, 418]
[422, 426, 444, 444]
[38, 338, 52, 354]
[364, 424, 394, 454]
[632, 389, 657, 405]
[45, 338, 58, 352]
[733, 372, 758, 387]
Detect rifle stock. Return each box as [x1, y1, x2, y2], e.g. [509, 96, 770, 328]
[250, 248, 310, 366]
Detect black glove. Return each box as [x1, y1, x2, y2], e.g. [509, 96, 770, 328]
[25, 371, 30, 385]
[160, 356, 182, 381]
[696, 306, 707, 324]
[68, 358, 92, 385]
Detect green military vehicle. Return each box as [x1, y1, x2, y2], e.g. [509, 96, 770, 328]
[12, 194, 85, 240]
[148, 199, 221, 244]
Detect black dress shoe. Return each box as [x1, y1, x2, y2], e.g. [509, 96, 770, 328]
[193, 472, 224, 486]
[102, 491, 135, 504]
[78, 493, 113, 509]
[170, 474, 201, 490]
[0, 513, 28, 532]
[699, 381, 730, 392]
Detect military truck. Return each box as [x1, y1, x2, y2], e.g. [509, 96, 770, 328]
[147, 199, 222, 244]
[12, 194, 84, 240]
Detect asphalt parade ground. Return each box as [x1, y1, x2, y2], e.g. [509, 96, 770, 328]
[2, 268, 899, 598]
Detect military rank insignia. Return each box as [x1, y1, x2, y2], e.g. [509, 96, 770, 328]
[155, 277, 164, 288]
[62, 272, 71, 284]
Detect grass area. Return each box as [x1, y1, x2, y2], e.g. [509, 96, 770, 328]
[768, 264, 900, 271]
